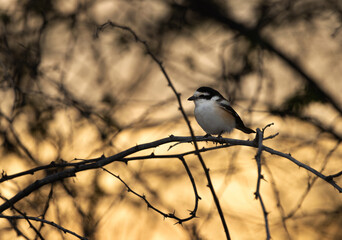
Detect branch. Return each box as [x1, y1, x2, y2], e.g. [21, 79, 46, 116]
[1, 135, 341, 215]
[0, 214, 87, 240]
[326, 171, 342, 181]
[254, 128, 271, 240]
[261, 145, 342, 192]
[0, 111, 40, 165]
[101, 155, 201, 224]
[95, 21, 231, 239]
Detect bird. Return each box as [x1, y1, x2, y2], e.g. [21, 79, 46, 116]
[188, 86, 255, 136]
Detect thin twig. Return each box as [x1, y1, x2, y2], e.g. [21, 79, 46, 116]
[101, 158, 201, 224]
[326, 170, 342, 180]
[285, 141, 340, 219]
[0, 214, 87, 240]
[35, 184, 54, 240]
[96, 20, 231, 239]
[254, 128, 271, 240]
[264, 163, 292, 240]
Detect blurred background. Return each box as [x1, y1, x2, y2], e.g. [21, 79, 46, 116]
[0, 0, 342, 239]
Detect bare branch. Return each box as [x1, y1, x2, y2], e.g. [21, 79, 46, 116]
[96, 21, 232, 239]
[101, 155, 201, 225]
[0, 214, 87, 240]
[326, 171, 342, 181]
[1, 134, 341, 215]
[254, 128, 271, 240]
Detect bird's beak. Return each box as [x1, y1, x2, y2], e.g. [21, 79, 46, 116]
[188, 96, 195, 101]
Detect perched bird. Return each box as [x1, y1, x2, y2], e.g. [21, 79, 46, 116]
[188, 86, 255, 136]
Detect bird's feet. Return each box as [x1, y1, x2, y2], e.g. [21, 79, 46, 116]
[217, 131, 224, 139]
[203, 133, 212, 138]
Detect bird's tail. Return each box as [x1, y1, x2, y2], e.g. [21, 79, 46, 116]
[237, 125, 255, 134]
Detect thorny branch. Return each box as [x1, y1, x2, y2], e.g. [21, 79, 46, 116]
[0, 20, 341, 240]
[0, 214, 87, 240]
[96, 20, 232, 239]
[102, 157, 201, 225]
[254, 127, 271, 240]
[1, 135, 341, 212]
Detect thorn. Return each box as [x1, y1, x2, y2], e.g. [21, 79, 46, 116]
[168, 210, 175, 218]
[176, 221, 183, 226]
[188, 209, 196, 217]
[254, 192, 259, 199]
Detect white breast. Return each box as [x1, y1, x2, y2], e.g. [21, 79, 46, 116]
[194, 99, 235, 135]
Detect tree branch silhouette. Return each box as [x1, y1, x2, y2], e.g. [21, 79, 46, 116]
[254, 125, 273, 240]
[0, 214, 87, 240]
[101, 158, 201, 225]
[96, 20, 232, 239]
[1, 135, 341, 212]
[1, 15, 341, 239]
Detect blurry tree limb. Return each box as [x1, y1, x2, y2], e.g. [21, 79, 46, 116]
[285, 141, 341, 220]
[3, 198, 45, 240]
[0, 111, 40, 165]
[0, 214, 87, 240]
[263, 163, 292, 239]
[35, 184, 54, 239]
[184, 0, 342, 115]
[270, 110, 342, 141]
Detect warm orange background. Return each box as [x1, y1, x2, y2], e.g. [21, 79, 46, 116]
[0, 0, 341, 239]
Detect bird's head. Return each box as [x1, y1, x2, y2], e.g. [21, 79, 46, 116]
[188, 86, 224, 102]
